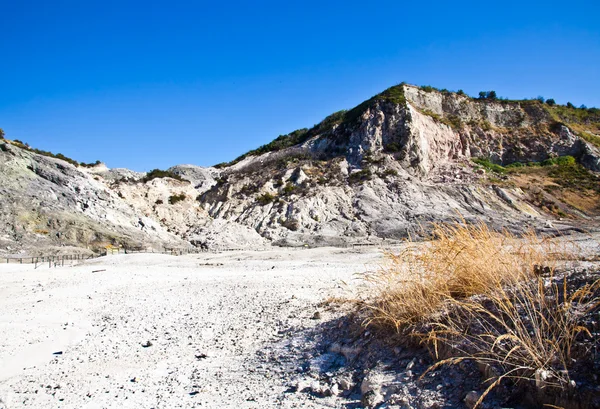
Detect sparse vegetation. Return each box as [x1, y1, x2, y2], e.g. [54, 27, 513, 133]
[168, 193, 186, 204]
[282, 182, 296, 195]
[361, 222, 598, 408]
[547, 160, 600, 192]
[8, 139, 81, 167]
[256, 192, 276, 205]
[472, 158, 507, 174]
[238, 183, 259, 197]
[142, 169, 187, 183]
[420, 85, 436, 93]
[478, 90, 497, 100]
[420, 109, 464, 130]
[579, 130, 600, 148]
[348, 168, 372, 184]
[473, 155, 581, 175]
[378, 168, 398, 178]
[384, 142, 401, 153]
[80, 160, 101, 168]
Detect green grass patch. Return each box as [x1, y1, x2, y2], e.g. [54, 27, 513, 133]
[472, 158, 507, 174]
[548, 163, 599, 192]
[476, 156, 579, 175]
[579, 131, 600, 148]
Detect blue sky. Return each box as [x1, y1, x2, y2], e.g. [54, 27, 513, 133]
[1, 0, 599, 171]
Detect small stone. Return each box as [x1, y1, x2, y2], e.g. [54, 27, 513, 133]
[330, 383, 340, 396]
[361, 390, 384, 408]
[141, 341, 153, 348]
[311, 311, 321, 320]
[464, 391, 481, 409]
[337, 375, 354, 391]
[309, 381, 325, 395]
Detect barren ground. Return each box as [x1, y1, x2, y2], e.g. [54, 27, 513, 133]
[0, 247, 385, 409]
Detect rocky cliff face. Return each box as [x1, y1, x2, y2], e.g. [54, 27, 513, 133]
[305, 85, 598, 175]
[1, 84, 599, 254]
[198, 84, 599, 245]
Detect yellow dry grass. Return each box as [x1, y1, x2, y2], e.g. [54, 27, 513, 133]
[362, 222, 555, 330]
[360, 221, 599, 408]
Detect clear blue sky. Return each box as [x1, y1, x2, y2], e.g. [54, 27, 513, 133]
[1, 0, 599, 171]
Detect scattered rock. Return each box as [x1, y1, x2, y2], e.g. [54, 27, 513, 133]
[141, 341, 153, 348]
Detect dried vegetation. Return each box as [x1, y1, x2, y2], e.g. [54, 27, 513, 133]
[360, 222, 600, 407]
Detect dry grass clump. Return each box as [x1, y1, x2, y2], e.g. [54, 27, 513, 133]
[361, 222, 599, 407]
[362, 222, 553, 330]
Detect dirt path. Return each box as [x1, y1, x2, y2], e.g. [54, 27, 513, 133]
[0, 247, 383, 408]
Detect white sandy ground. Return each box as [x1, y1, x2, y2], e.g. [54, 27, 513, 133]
[0, 247, 389, 409]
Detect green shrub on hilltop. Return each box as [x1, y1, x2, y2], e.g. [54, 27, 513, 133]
[8, 139, 80, 167]
[478, 90, 497, 100]
[420, 85, 437, 93]
[80, 160, 101, 168]
[142, 169, 186, 183]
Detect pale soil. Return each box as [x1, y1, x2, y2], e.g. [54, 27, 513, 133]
[0, 247, 385, 409]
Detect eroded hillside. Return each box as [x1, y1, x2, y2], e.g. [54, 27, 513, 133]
[1, 84, 599, 254]
[199, 84, 600, 245]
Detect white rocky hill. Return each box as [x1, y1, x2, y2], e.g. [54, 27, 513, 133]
[1, 84, 599, 254]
